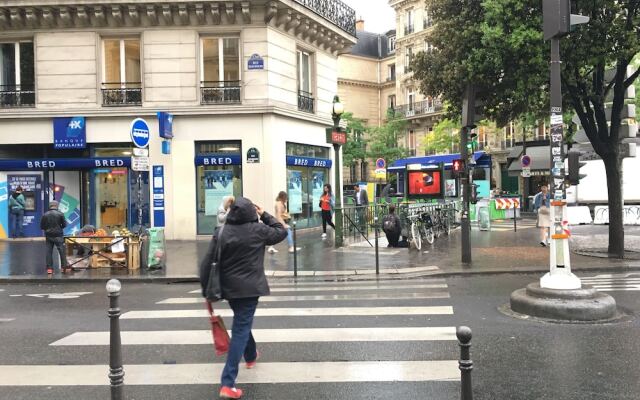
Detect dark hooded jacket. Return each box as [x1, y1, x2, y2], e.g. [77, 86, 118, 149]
[201, 197, 287, 300]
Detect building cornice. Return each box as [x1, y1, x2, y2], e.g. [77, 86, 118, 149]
[0, 0, 356, 54]
[338, 78, 396, 89]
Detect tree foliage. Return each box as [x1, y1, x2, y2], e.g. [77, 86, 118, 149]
[341, 112, 368, 168]
[424, 118, 460, 154]
[413, 0, 640, 257]
[366, 110, 409, 165]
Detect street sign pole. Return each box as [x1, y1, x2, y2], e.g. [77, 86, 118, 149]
[460, 125, 472, 264]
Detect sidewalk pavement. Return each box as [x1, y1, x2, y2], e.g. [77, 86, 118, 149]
[1, 218, 638, 283]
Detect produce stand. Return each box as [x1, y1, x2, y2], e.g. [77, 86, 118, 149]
[65, 235, 140, 270]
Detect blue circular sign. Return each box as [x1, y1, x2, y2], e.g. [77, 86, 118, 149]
[376, 158, 386, 169]
[521, 155, 532, 167]
[130, 118, 150, 148]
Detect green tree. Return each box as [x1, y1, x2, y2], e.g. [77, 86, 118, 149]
[340, 112, 368, 169]
[424, 118, 460, 154]
[413, 0, 640, 258]
[367, 109, 409, 166]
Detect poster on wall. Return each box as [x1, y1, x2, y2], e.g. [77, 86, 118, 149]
[288, 170, 303, 214]
[445, 179, 457, 197]
[8, 175, 42, 237]
[0, 177, 8, 239]
[311, 172, 324, 212]
[204, 170, 234, 216]
[51, 184, 81, 235]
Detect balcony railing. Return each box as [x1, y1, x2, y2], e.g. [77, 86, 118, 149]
[423, 18, 433, 29]
[298, 90, 315, 113]
[201, 81, 241, 104]
[101, 82, 142, 107]
[394, 99, 443, 119]
[0, 84, 35, 108]
[404, 24, 415, 35]
[386, 74, 396, 82]
[292, 0, 356, 36]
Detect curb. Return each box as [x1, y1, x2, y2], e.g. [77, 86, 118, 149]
[2, 264, 640, 284]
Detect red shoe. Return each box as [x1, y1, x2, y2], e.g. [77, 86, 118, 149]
[219, 386, 243, 399]
[46, 268, 53, 274]
[246, 351, 260, 369]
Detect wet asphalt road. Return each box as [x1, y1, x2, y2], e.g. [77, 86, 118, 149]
[0, 272, 639, 400]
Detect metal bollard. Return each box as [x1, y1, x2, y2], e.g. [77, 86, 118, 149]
[374, 216, 380, 275]
[456, 326, 473, 400]
[292, 221, 298, 278]
[106, 279, 125, 400]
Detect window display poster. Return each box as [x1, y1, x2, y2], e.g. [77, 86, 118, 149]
[8, 175, 42, 237]
[51, 184, 81, 235]
[0, 176, 8, 239]
[407, 171, 442, 196]
[288, 170, 303, 214]
[204, 170, 234, 216]
[311, 171, 324, 212]
[445, 179, 457, 197]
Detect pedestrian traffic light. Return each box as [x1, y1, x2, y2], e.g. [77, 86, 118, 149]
[470, 184, 479, 204]
[567, 149, 587, 185]
[453, 159, 465, 174]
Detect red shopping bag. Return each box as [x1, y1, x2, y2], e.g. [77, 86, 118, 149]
[206, 301, 230, 356]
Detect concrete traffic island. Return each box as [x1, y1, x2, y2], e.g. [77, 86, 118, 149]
[509, 282, 618, 322]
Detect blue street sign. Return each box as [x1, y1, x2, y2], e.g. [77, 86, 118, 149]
[53, 117, 86, 149]
[521, 155, 532, 168]
[194, 155, 242, 166]
[130, 118, 151, 148]
[286, 156, 333, 168]
[157, 112, 174, 139]
[248, 54, 264, 70]
[153, 165, 165, 227]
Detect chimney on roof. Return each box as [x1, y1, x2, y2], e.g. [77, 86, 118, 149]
[356, 19, 365, 31]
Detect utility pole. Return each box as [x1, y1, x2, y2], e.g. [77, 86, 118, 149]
[460, 85, 478, 264]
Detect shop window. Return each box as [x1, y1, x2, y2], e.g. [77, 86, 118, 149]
[196, 141, 243, 235]
[200, 37, 241, 104]
[101, 38, 141, 106]
[0, 41, 35, 107]
[297, 50, 314, 113]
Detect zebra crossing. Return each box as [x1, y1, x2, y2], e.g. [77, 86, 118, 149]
[0, 278, 462, 397]
[580, 272, 640, 291]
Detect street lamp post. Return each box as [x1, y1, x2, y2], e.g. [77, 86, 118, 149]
[331, 96, 345, 247]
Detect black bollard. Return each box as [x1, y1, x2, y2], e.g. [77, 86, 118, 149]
[374, 216, 379, 275]
[106, 279, 125, 400]
[456, 326, 473, 400]
[292, 221, 298, 278]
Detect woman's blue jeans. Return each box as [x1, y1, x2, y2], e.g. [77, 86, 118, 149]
[221, 297, 259, 388]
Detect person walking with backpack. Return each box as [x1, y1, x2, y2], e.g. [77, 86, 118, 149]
[40, 201, 69, 274]
[9, 186, 26, 238]
[382, 204, 402, 247]
[200, 197, 287, 399]
[319, 184, 336, 239]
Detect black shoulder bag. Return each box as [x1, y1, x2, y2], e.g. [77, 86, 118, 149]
[205, 225, 225, 302]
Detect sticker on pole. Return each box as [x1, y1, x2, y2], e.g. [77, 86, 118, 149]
[130, 118, 150, 149]
[522, 167, 531, 177]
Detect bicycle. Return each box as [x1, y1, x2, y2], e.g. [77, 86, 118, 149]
[408, 212, 435, 251]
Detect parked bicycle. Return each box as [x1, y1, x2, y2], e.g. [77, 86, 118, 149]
[407, 212, 435, 251]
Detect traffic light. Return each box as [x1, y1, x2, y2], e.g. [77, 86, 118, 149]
[567, 149, 586, 185]
[471, 184, 479, 204]
[453, 159, 465, 175]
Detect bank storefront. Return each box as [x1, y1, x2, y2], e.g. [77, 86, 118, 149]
[285, 142, 332, 229]
[0, 145, 149, 238]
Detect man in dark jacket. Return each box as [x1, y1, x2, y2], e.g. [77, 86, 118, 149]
[382, 204, 402, 247]
[40, 201, 69, 274]
[200, 196, 287, 399]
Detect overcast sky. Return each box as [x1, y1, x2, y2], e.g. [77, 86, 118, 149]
[344, 0, 396, 33]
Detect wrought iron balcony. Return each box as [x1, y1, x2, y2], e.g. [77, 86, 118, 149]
[404, 24, 415, 35]
[298, 90, 315, 113]
[101, 83, 142, 107]
[423, 18, 434, 29]
[292, 0, 357, 36]
[394, 99, 443, 119]
[201, 81, 241, 105]
[0, 84, 35, 108]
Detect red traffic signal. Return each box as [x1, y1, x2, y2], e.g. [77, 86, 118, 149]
[453, 159, 465, 174]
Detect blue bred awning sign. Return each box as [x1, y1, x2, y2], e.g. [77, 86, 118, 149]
[53, 117, 86, 149]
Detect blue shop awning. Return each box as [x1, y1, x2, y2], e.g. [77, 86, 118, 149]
[389, 151, 491, 171]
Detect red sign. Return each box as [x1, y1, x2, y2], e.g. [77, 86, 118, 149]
[326, 129, 347, 145]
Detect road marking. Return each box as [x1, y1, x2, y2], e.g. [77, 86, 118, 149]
[188, 283, 448, 294]
[51, 327, 457, 346]
[0, 318, 15, 323]
[268, 275, 445, 287]
[0, 361, 460, 386]
[158, 292, 451, 304]
[9, 292, 93, 299]
[579, 273, 640, 291]
[122, 306, 454, 319]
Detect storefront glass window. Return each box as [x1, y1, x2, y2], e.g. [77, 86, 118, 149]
[91, 146, 135, 231]
[196, 141, 243, 235]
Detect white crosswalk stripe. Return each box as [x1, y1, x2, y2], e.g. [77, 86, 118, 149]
[580, 272, 640, 291]
[4, 278, 462, 393]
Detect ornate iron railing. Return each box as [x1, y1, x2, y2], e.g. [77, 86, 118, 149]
[201, 81, 241, 104]
[394, 99, 444, 119]
[298, 90, 315, 113]
[0, 84, 35, 108]
[101, 82, 142, 106]
[423, 18, 434, 29]
[404, 24, 415, 35]
[292, 0, 357, 37]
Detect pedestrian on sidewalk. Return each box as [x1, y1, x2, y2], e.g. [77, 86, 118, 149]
[9, 186, 26, 238]
[205, 197, 287, 399]
[353, 184, 369, 231]
[382, 204, 403, 247]
[534, 184, 551, 246]
[319, 184, 336, 238]
[217, 195, 235, 226]
[267, 191, 294, 254]
[40, 201, 69, 274]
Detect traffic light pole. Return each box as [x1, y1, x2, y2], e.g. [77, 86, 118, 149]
[541, 37, 580, 290]
[460, 126, 472, 264]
